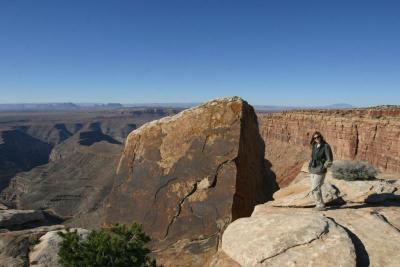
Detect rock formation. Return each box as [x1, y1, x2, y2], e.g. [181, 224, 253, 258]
[104, 97, 277, 266]
[213, 162, 400, 266]
[258, 106, 400, 186]
[0, 108, 179, 228]
[270, 162, 400, 208]
[29, 228, 89, 267]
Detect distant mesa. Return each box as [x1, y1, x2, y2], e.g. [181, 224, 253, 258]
[78, 122, 122, 146]
[323, 103, 354, 109]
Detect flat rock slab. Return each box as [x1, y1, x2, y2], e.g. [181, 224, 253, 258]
[326, 177, 400, 204]
[325, 207, 400, 267]
[271, 167, 400, 208]
[270, 172, 341, 207]
[221, 209, 356, 267]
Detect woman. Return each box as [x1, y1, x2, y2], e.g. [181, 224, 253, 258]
[308, 131, 333, 211]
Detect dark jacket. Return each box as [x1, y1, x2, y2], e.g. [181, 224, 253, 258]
[308, 141, 333, 174]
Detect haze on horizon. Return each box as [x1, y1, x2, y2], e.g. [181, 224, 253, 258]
[0, 1, 399, 107]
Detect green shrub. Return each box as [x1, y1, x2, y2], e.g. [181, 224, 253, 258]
[58, 223, 156, 267]
[331, 160, 378, 181]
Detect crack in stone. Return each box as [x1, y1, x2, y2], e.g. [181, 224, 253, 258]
[201, 135, 209, 153]
[259, 221, 330, 263]
[161, 158, 235, 239]
[154, 177, 178, 200]
[354, 124, 359, 157]
[371, 211, 400, 232]
[163, 182, 198, 239]
[210, 159, 234, 187]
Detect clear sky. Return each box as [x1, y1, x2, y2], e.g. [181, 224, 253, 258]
[0, 0, 399, 106]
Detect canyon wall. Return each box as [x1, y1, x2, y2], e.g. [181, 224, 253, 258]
[258, 106, 400, 186]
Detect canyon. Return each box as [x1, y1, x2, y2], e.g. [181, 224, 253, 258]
[1, 100, 399, 266]
[259, 106, 400, 186]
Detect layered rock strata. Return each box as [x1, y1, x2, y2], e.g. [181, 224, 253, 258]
[104, 97, 277, 266]
[258, 106, 400, 186]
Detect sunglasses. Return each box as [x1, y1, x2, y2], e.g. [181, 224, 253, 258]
[313, 136, 321, 139]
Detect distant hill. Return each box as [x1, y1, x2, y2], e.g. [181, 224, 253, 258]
[0, 102, 355, 112]
[0, 103, 123, 111]
[323, 103, 354, 109]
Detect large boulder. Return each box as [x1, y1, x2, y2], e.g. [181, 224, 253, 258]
[104, 97, 277, 266]
[219, 208, 356, 267]
[217, 204, 400, 267]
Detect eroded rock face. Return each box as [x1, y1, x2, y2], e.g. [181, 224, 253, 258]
[259, 106, 400, 186]
[104, 97, 277, 266]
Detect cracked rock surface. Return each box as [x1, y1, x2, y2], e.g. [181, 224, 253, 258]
[221, 209, 356, 267]
[104, 97, 278, 266]
[214, 167, 400, 267]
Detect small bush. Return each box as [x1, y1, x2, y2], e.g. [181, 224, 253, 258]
[58, 223, 156, 267]
[331, 160, 378, 181]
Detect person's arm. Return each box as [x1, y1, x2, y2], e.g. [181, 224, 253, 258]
[308, 146, 314, 167]
[323, 144, 333, 169]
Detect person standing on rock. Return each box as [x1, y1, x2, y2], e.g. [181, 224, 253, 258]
[308, 131, 333, 211]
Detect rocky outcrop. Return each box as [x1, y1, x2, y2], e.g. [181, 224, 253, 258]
[0, 209, 63, 230]
[1, 108, 179, 228]
[0, 203, 88, 267]
[220, 209, 356, 267]
[270, 162, 400, 208]
[1, 141, 122, 228]
[29, 228, 89, 267]
[104, 97, 277, 266]
[258, 106, 400, 186]
[214, 165, 400, 266]
[0, 225, 65, 267]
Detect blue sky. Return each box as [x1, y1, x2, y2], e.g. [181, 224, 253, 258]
[0, 0, 399, 106]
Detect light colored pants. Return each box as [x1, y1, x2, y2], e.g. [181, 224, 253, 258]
[310, 173, 326, 207]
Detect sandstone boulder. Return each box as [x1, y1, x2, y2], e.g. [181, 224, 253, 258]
[104, 97, 277, 266]
[29, 228, 89, 267]
[220, 208, 356, 267]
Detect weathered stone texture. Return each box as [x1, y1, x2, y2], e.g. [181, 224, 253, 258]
[104, 97, 277, 266]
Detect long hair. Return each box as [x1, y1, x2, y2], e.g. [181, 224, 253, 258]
[310, 131, 325, 146]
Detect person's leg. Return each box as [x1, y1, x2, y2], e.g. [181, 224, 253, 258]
[310, 173, 325, 207]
